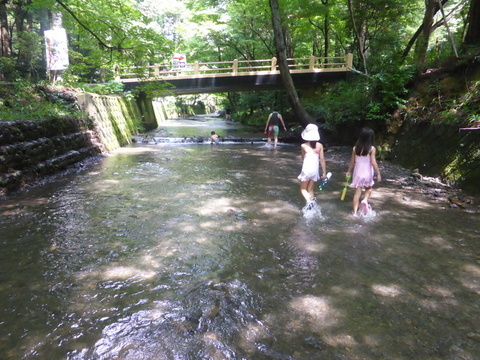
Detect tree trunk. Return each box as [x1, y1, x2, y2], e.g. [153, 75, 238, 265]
[401, 0, 449, 63]
[324, 16, 329, 59]
[415, 0, 438, 71]
[401, 24, 424, 63]
[0, 1, 11, 58]
[347, 0, 368, 74]
[15, 1, 34, 77]
[269, 0, 312, 127]
[465, 0, 480, 45]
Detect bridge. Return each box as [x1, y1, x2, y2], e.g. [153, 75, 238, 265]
[117, 54, 354, 95]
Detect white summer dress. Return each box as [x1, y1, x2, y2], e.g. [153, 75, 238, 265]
[297, 151, 320, 182]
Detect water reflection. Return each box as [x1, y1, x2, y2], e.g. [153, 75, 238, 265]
[1, 137, 479, 359]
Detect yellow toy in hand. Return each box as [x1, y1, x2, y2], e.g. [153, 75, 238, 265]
[341, 175, 351, 201]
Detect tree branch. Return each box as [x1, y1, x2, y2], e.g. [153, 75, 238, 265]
[400, 0, 450, 64]
[55, 0, 123, 51]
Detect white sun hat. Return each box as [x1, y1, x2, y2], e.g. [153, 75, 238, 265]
[301, 124, 320, 141]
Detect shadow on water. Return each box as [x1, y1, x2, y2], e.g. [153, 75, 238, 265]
[0, 119, 479, 359]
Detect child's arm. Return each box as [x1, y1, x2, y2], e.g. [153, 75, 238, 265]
[346, 147, 355, 178]
[278, 114, 287, 131]
[318, 144, 326, 178]
[370, 147, 382, 181]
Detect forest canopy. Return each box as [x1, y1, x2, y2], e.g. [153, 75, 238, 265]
[0, 0, 478, 127]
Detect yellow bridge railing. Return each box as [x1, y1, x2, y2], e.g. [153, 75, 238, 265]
[116, 54, 353, 82]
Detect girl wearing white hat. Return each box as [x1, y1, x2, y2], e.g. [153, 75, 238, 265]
[297, 124, 327, 210]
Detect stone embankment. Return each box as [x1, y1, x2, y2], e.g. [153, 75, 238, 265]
[0, 117, 104, 194]
[392, 121, 480, 195]
[0, 92, 161, 195]
[390, 59, 480, 195]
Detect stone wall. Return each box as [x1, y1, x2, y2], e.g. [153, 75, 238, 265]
[392, 122, 480, 194]
[0, 117, 104, 194]
[390, 60, 480, 195]
[77, 93, 143, 151]
[0, 92, 159, 195]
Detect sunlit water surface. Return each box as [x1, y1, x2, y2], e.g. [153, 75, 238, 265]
[1, 124, 479, 359]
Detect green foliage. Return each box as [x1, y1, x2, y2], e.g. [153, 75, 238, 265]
[302, 65, 414, 134]
[173, 96, 208, 116]
[27, 0, 173, 84]
[62, 0, 173, 80]
[64, 50, 111, 84]
[82, 81, 126, 95]
[221, 90, 289, 126]
[434, 78, 480, 125]
[0, 58, 18, 80]
[16, 31, 44, 76]
[365, 66, 414, 120]
[133, 81, 176, 99]
[0, 0, 475, 131]
[307, 79, 370, 130]
[0, 81, 82, 121]
[181, 0, 274, 62]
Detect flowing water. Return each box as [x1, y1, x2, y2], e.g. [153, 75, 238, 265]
[1, 119, 479, 360]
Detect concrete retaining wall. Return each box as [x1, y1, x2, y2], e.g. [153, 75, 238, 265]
[392, 122, 480, 194]
[0, 117, 104, 194]
[0, 92, 159, 195]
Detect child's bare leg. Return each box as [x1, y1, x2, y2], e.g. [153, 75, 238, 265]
[307, 180, 315, 200]
[352, 187, 362, 214]
[363, 187, 373, 203]
[300, 182, 311, 202]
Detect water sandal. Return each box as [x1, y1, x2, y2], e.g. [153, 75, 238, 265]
[361, 200, 370, 215]
[306, 200, 316, 211]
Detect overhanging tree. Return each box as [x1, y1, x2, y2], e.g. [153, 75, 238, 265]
[269, 0, 312, 127]
[464, 0, 480, 45]
[0, 0, 173, 82]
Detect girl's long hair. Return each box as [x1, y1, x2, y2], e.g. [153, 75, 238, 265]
[309, 141, 317, 148]
[355, 127, 374, 156]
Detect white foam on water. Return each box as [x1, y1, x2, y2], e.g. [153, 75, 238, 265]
[359, 209, 377, 222]
[302, 202, 325, 221]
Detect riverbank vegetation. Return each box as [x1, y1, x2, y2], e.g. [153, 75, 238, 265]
[0, 0, 479, 189]
[1, 0, 478, 123]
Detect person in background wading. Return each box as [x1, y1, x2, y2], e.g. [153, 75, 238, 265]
[264, 110, 287, 146]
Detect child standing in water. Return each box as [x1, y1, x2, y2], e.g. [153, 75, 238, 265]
[346, 127, 382, 216]
[210, 131, 219, 144]
[297, 124, 327, 210]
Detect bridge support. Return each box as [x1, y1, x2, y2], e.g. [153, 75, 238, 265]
[233, 59, 238, 75]
[271, 57, 277, 71]
[346, 53, 353, 69]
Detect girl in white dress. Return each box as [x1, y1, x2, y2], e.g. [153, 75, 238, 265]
[297, 124, 327, 209]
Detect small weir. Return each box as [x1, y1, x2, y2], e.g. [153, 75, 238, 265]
[1, 119, 479, 359]
[138, 136, 268, 144]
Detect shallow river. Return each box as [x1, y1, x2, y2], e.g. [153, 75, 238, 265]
[1, 119, 479, 359]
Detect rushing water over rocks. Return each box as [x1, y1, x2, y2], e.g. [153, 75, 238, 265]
[1, 118, 479, 359]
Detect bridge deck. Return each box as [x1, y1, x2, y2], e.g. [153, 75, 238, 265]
[118, 55, 354, 94]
